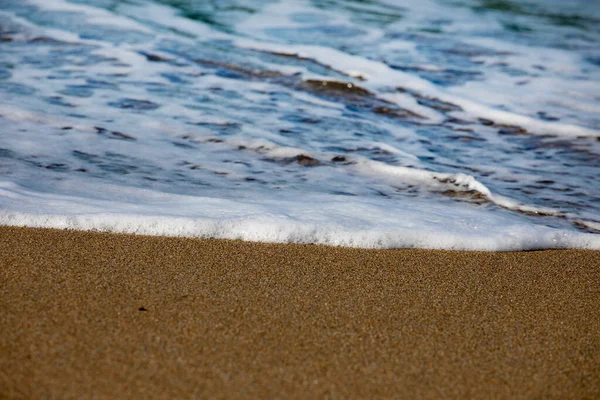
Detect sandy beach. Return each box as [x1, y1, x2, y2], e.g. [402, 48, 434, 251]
[0, 226, 599, 399]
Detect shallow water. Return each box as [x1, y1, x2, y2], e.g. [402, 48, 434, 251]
[1, 0, 599, 250]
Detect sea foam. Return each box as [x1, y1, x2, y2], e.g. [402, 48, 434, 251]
[1, 181, 599, 251]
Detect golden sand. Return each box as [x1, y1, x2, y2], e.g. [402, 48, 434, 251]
[1, 226, 599, 398]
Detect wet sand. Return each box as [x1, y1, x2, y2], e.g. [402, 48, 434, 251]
[1, 226, 599, 399]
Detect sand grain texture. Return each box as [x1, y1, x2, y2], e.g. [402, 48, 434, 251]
[0, 226, 599, 399]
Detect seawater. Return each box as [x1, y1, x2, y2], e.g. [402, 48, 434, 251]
[1, 0, 599, 250]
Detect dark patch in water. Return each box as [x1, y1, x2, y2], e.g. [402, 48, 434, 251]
[139, 51, 172, 62]
[573, 220, 600, 234]
[160, 72, 191, 84]
[503, 22, 533, 33]
[448, 135, 486, 142]
[28, 36, 66, 45]
[172, 141, 195, 149]
[372, 106, 422, 120]
[0, 148, 16, 158]
[107, 98, 160, 111]
[586, 56, 600, 67]
[110, 131, 137, 141]
[373, 189, 390, 197]
[45, 163, 69, 171]
[86, 79, 118, 90]
[497, 125, 528, 135]
[476, 118, 529, 135]
[444, 117, 472, 126]
[300, 79, 372, 101]
[45, 96, 74, 107]
[95, 127, 137, 141]
[294, 154, 323, 166]
[195, 58, 285, 81]
[60, 85, 94, 98]
[433, 176, 490, 203]
[272, 154, 324, 167]
[439, 189, 489, 204]
[72, 150, 99, 163]
[537, 111, 559, 122]
[411, 93, 462, 113]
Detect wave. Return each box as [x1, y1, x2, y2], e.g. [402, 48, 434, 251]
[1, 181, 599, 251]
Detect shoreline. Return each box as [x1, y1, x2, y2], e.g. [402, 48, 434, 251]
[1, 226, 599, 398]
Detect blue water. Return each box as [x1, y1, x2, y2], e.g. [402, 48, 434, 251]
[0, 0, 599, 249]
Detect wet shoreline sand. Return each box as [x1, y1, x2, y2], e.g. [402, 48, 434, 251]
[1, 226, 599, 398]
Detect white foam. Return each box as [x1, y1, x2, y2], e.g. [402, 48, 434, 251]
[353, 158, 492, 198]
[1, 181, 598, 251]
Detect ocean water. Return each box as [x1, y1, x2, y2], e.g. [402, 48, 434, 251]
[1, 0, 600, 250]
